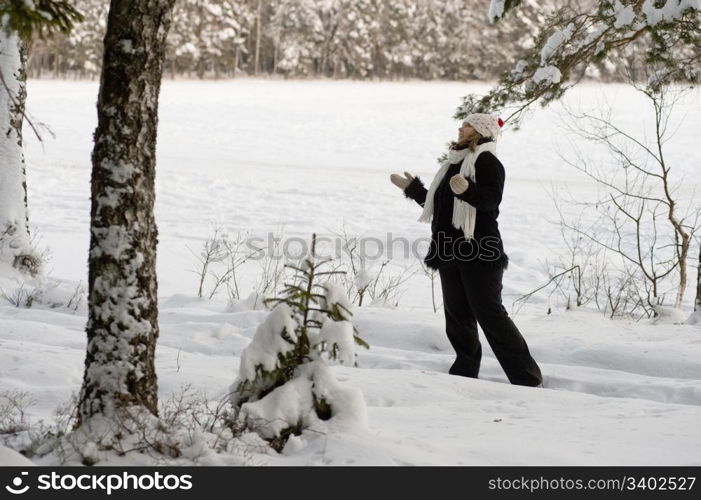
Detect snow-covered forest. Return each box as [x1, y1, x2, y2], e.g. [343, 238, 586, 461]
[0, 0, 700, 469]
[27, 0, 644, 81]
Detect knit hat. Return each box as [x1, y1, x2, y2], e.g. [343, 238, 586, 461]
[462, 113, 504, 140]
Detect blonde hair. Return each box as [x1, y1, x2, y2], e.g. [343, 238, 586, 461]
[451, 130, 484, 152]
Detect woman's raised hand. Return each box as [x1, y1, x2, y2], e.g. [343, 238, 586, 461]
[390, 171, 414, 190]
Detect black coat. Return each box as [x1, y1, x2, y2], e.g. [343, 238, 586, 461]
[403, 141, 509, 271]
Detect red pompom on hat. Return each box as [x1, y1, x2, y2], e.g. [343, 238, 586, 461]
[497, 117, 504, 128]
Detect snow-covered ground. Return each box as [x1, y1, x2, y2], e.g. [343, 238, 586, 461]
[1, 79, 700, 465]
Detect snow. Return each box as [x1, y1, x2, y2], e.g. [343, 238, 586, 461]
[237, 303, 297, 382]
[685, 311, 701, 325]
[0, 79, 700, 465]
[510, 59, 528, 78]
[5, 298, 701, 465]
[322, 282, 353, 320]
[0, 445, 34, 466]
[241, 376, 315, 439]
[612, 1, 636, 29]
[642, 0, 700, 26]
[540, 23, 575, 64]
[240, 361, 367, 440]
[118, 39, 134, 54]
[307, 361, 367, 432]
[319, 320, 356, 365]
[488, 1, 505, 23]
[354, 269, 372, 290]
[651, 306, 689, 325]
[532, 65, 562, 85]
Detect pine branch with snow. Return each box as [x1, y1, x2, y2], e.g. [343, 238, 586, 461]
[0, 0, 83, 39]
[488, 0, 521, 22]
[460, 0, 700, 126]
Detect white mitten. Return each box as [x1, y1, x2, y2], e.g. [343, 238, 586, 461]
[390, 171, 415, 190]
[449, 174, 469, 195]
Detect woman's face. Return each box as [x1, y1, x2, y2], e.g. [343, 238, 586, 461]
[458, 122, 475, 141]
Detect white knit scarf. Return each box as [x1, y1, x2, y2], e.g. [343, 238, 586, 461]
[418, 141, 497, 239]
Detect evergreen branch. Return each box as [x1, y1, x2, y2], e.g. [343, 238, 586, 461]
[462, 1, 700, 126]
[1, 0, 83, 40]
[283, 264, 312, 275]
[353, 334, 370, 350]
[314, 270, 347, 277]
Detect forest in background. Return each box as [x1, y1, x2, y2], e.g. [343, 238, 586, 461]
[26, 0, 642, 81]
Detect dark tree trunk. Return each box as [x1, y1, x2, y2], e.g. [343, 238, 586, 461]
[77, 0, 175, 425]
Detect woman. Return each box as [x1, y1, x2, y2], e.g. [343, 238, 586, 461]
[390, 113, 543, 387]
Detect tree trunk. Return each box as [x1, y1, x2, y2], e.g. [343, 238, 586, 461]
[54, 47, 59, 78]
[272, 35, 279, 74]
[253, 0, 262, 75]
[687, 245, 701, 325]
[0, 29, 37, 275]
[77, 0, 175, 426]
[694, 248, 701, 314]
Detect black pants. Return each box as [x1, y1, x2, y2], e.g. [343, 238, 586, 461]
[438, 263, 543, 386]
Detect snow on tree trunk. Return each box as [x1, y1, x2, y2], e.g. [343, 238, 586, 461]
[697, 246, 701, 311]
[694, 246, 701, 317]
[0, 28, 37, 275]
[77, 0, 176, 425]
[686, 246, 701, 325]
